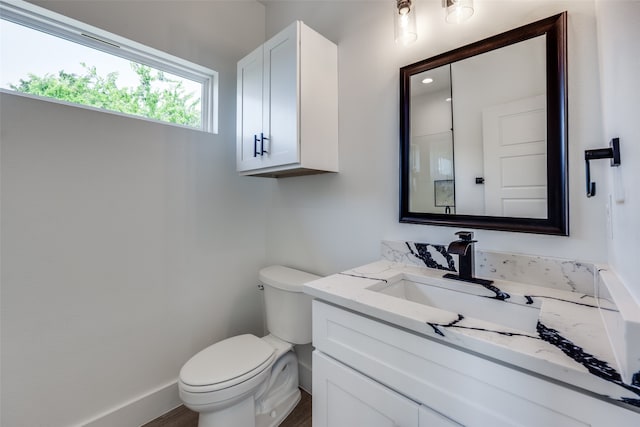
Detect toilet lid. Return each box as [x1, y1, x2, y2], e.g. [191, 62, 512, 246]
[180, 334, 275, 387]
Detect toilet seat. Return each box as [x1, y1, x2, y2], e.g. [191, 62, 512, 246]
[179, 334, 275, 394]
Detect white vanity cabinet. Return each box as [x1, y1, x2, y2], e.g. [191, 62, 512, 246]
[236, 21, 338, 178]
[312, 300, 639, 427]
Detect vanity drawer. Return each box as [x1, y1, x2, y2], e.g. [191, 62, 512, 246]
[312, 300, 638, 427]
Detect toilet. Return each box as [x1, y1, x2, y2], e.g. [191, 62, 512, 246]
[178, 265, 319, 427]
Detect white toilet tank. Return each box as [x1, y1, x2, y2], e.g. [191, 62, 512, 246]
[259, 265, 319, 345]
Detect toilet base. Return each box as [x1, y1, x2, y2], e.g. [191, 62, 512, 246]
[197, 395, 255, 427]
[195, 381, 300, 427]
[255, 387, 301, 427]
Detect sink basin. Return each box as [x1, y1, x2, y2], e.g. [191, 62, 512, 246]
[367, 273, 541, 333]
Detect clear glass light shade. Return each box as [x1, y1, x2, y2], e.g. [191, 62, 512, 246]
[394, 0, 417, 45]
[445, 0, 474, 24]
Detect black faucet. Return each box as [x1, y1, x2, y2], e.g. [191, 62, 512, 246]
[443, 231, 494, 286]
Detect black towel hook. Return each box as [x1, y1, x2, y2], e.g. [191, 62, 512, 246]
[584, 138, 621, 198]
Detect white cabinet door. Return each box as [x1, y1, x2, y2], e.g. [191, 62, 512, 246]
[262, 21, 299, 168]
[236, 44, 265, 172]
[313, 351, 419, 427]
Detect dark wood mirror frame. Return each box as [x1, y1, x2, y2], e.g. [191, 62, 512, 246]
[399, 12, 568, 235]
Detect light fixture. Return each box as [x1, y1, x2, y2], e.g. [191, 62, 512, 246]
[445, 0, 474, 24]
[422, 77, 433, 84]
[395, 0, 417, 45]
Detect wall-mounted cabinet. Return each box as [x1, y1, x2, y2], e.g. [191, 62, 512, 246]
[236, 21, 338, 178]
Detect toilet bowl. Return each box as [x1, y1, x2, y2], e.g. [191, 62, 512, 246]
[178, 266, 319, 427]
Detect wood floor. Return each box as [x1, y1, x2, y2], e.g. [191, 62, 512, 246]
[142, 389, 312, 427]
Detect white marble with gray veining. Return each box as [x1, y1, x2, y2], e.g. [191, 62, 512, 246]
[476, 251, 596, 295]
[382, 240, 596, 295]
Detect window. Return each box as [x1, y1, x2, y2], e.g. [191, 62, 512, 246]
[0, 0, 218, 133]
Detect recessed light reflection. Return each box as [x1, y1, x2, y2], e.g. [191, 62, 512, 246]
[422, 77, 434, 84]
[446, 97, 452, 102]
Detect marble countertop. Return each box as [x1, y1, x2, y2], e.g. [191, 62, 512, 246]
[303, 258, 640, 410]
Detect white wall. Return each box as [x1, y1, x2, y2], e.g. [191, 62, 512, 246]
[595, 0, 640, 303]
[263, 0, 608, 274]
[0, 1, 268, 426]
[410, 88, 453, 213]
[411, 89, 452, 137]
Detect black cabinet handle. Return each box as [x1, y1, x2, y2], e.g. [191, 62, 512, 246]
[260, 133, 269, 155]
[253, 134, 260, 157]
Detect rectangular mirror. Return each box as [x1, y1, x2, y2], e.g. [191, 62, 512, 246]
[400, 12, 568, 235]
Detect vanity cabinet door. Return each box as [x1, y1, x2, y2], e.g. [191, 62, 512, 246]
[313, 351, 420, 427]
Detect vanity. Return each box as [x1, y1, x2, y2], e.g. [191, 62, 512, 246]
[294, 9, 639, 425]
[304, 241, 640, 426]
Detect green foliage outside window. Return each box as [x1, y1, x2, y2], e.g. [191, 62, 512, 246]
[9, 62, 201, 127]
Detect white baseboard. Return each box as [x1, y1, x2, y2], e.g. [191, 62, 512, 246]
[81, 380, 181, 427]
